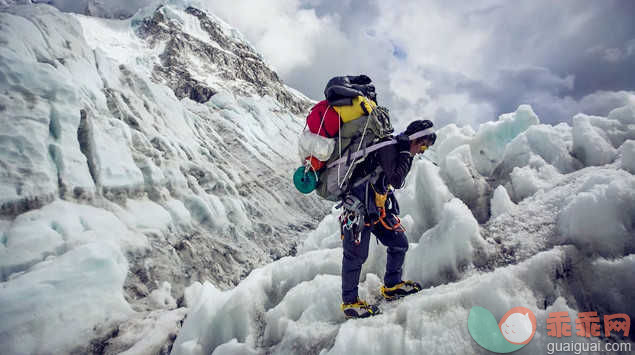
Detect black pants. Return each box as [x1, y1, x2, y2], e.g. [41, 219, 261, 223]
[341, 214, 409, 303]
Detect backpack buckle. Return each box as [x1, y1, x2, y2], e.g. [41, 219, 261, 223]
[341, 194, 365, 215]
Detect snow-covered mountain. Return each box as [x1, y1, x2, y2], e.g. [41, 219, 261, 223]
[0, 2, 328, 354]
[1, 2, 634, 355]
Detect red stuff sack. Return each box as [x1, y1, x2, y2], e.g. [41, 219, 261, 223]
[304, 156, 325, 171]
[306, 100, 340, 138]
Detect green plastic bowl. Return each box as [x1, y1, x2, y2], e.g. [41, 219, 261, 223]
[293, 166, 318, 194]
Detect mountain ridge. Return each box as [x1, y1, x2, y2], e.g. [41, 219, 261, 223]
[0, 3, 327, 354]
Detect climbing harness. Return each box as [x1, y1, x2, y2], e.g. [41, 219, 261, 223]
[339, 195, 365, 245]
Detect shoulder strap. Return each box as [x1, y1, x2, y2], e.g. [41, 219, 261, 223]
[327, 127, 435, 169]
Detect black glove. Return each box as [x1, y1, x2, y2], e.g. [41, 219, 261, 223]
[396, 133, 410, 153]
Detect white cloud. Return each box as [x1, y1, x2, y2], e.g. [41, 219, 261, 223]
[177, 0, 635, 128]
[198, 0, 348, 78]
[34, 0, 635, 128]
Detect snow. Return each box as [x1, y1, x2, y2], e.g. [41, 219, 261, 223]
[299, 209, 340, 253]
[584, 254, 635, 319]
[0, 242, 132, 355]
[165, 198, 193, 226]
[110, 308, 188, 355]
[441, 144, 488, 215]
[174, 244, 621, 355]
[557, 172, 635, 257]
[44, 0, 154, 19]
[149, 281, 178, 309]
[608, 103, 635, 125]
[171, 249, 342, 355]
[572, 114, 618, 166]
[2, 2, 635, 355]
[499, 123, 581, 176]
[125, 198, 173, 232]
[74, 14, 156, 74]
[507, 163, 562, 202]
[470, 104, 540, 176]
[93, 118, 146, 189]
[182, 194, 230, 230]
[0, 200, 147, 280]
[434, 123, 475, 160]
[404, 198, 491, 287]
[169, 96, 635, 354]
[0, 7, 95, 206]
[0, 3, 324, 354]
[395, 160, 453, 241]
[587, 109, 635, 148]
[490, 185, 515, 218]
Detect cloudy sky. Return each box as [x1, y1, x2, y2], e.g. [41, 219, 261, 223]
[44, 0, 635, 130]
[195, 0, 635, 130]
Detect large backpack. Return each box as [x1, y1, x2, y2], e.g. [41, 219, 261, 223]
[306, 100, 340, 138]
[324, 75, 377, 105]
[305, 96, 377, 137]
[315, 106, 394, 201]
[294, 75, 391, 201]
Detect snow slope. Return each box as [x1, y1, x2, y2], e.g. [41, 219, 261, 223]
[174, 105, 635, 354]
[1, 2, 634, 355]
[0, 3, 327, 354]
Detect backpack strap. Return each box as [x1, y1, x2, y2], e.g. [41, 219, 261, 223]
[327, 127, 435, 169]
[336, 165, 382, 203]
[351, 165, 383, 189]
[328, 139, 395, 169]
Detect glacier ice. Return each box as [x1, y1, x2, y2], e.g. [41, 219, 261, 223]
[172, 153, 634, 354]
[0, 3, 327, 354]
[470, 104, 539, 176]
[441, 144, 490, 221]
[490, 185, 515, 219]
[404, 198, 491, 287]
[497, 123, 581, 177]
[0, 242, 132, 355]
[0, 2, 634, 355]
[572, 114, 618, 166]
[557, 172, 635, 257]
[395, 159, 453, 241]
[507, 163, 562, 202]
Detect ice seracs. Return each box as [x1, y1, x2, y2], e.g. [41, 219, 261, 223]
[1, 1, 634, 354]
[0, 2, 325, 354]
[173, 100, 635, 354]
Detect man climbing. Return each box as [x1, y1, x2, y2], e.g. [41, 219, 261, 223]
[340, 120, 437, 318]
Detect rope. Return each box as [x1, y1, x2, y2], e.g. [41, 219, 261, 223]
[327, 127, 435, 169]
[338, 115, 371, 189]
[337, 110, 342, 188]
[304, 104, 331, 181]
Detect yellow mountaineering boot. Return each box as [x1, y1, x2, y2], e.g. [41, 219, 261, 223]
[341, 298, 381, 318]
[380, 280, 422, 301]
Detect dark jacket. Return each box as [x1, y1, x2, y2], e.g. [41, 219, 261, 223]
[351, 140, 413, 192]
[349, 141, 413, 222]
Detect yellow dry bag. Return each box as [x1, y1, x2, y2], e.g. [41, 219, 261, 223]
[333, 96, 377, 123]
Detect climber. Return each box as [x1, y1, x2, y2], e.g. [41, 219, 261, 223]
[340, 119, 437, 318]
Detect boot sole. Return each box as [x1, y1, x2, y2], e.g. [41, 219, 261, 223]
[344, 308, 382, 319]
[381, 289, 421, 301]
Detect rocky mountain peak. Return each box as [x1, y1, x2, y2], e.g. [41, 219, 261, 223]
[136, 5, 311, 114]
